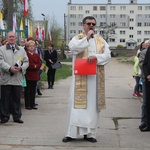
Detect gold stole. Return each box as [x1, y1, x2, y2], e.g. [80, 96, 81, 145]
[74, 33, 106, 111]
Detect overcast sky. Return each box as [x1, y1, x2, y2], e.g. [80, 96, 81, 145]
[31, 0, 149, 27]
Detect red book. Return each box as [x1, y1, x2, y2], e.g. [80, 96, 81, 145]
[74, 59, 97, 75]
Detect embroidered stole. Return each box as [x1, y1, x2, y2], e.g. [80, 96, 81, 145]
[74, 33, 106, 111]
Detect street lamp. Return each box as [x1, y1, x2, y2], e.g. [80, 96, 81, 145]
[41, 13, 45, 20]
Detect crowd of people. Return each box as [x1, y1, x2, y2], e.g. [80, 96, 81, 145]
[0, 31, 58, 124]
[0, 15, 150, 144]
[132, 39, 150, 132]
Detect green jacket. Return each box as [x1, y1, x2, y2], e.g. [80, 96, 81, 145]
[133, 56, 140, 76]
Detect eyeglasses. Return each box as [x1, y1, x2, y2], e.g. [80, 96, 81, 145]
[85, 22, 96, 26]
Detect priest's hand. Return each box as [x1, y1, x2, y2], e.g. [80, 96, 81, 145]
[87, 56, 97, 64]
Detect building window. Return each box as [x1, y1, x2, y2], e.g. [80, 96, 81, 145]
[78, 22, 82, 26]
[99, 14, 105, 18]
[70, 22, 75, 26]
[100, 22, 106, 27]
[79, 6, 83, 10]
[95, 31, 97, 34]
[144, 22, 150, 26]
[129, 35, 133, 38]
[145, 6, 150, 10]
[130, 10, 134, 14]
[100, 6, 106, 10]
[120, 14, 126, 18]
[110, 38, 115, 42]
[70, 14, 76, 18]
[120, 31, 125, 34]
[85, 10, 90, 14]
[93, 14, 97, 18]
[78, 30, 82, 34]
[70, 6, 76, 10]
[145, 14, 150, 18]
[110, 6, 116, 10]
[130, 18, 134, 21]
[120, 22, 126, 27]
[110, 14, 115, 18]
[78, 14, 83, 18]
[70, 30, 76, 34]
[110, 30, 115, 34]
[137, 14, 142, 18]
[99, 30, 104, 36]
[93, 6, 97, 11]
[137, 39, 142, 43]
[120, 39, 125, 42]
[120, 6, 126, 10]
[137, 22, 142, 26]
[138, 6, 142, 10]
[144, 31, 150, 35]
[130, 27, 134, 30]
[137, 31, 141, 35]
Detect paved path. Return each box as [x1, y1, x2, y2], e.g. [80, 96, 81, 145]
[0, 58, 149, 150]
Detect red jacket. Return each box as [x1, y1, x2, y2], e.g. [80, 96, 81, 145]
[25, 51, 42, 81]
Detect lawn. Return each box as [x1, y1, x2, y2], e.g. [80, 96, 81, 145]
[40, 64, 72, 82]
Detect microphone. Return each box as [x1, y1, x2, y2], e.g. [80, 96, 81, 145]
[90, 28, 94, 38]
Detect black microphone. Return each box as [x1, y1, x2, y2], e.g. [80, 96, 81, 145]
[90, 28, 94, 38]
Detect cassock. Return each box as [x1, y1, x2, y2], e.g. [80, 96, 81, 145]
[65, 34, 111, 138]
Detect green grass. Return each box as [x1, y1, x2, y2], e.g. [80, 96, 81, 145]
[60, 58, 72, 62]
[40, 64, 72, 82]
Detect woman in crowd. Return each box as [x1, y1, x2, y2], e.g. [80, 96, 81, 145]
[24, 40, 42, 109]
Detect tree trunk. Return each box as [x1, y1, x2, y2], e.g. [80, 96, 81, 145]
[7, 0, 13, 30]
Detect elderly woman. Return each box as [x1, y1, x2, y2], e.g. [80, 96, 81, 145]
[24, 40, 42, 110]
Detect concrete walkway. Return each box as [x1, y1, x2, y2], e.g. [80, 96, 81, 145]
[0, 58, 149, 150]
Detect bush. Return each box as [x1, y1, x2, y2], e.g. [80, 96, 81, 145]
[116, 44, 124, 48]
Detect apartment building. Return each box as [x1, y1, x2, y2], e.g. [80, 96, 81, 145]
[66, 0, 150, 49]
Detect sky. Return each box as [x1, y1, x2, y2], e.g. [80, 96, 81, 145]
[31, 0, 149, 27]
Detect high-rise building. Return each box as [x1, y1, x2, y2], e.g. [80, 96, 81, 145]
[66, 0, 150, 49]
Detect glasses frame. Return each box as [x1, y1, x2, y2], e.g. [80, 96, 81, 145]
[85, 22, 96, 26]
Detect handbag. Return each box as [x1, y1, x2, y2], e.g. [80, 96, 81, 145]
[51, 61, 62, 69]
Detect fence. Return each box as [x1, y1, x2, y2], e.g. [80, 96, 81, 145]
[0, 28, 28, 43]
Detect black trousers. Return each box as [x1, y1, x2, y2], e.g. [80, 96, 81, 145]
[47, 67, 56, 86]
[24, 80, 37, 108]
[145, 81, 150, 125]
[0, 85, 22, 121]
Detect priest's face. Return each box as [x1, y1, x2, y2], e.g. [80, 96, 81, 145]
[83, 19, 96, 34]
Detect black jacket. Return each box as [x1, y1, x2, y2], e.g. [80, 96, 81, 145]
[143, 46, 150, 81]
[44, 50, 58, 68]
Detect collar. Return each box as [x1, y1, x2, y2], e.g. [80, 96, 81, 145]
[6, 44, 20, 50]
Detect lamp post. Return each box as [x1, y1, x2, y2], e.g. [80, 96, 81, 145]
[41, 13, 45, 20]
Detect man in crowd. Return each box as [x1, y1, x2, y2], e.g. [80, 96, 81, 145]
[0, 31, 29, 124]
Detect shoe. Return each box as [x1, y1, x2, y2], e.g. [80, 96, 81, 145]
[37, 90, 42, 95]
[32, 106, 38, 109]
[140, 126, 150, 132]
[14, 119, 24, 124]
[137, 93, 142, 97]
[34, 101, 38, 106]
[139, 122, 147, 130]
[25, 107, 32, 110]
[49, 85, 53, 89]
[133, 93, 138, 97]
[1, 120, 8, 124]
[84, 135, 97, 143]
[62, 137, 75, 142]
[48, 86, 50, 89]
